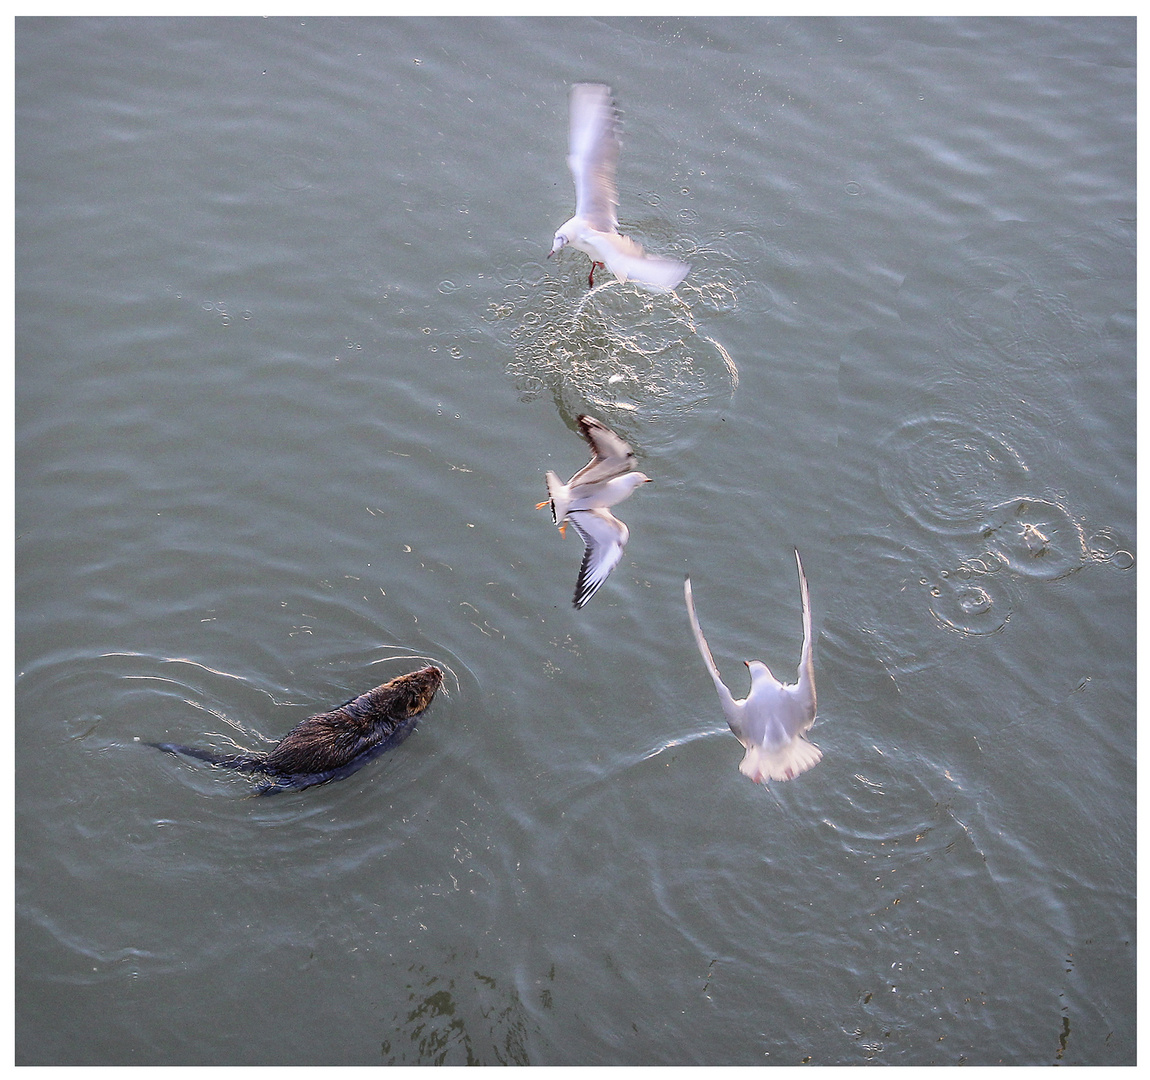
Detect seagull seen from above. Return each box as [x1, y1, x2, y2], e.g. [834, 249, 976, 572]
[549, 82, 691, 292]
[537, 414, 651, 609]
[684, 550, 821, 784]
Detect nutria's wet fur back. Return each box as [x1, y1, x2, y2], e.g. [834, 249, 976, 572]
[150, 665, 444, 795]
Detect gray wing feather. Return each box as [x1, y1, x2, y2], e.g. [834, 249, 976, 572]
[684, 576, 743, 733]
[794, 548, 816, 713]
[566, 414, 637, 486]
[569, 508, 628, 608]
[568, 83, 620, 233]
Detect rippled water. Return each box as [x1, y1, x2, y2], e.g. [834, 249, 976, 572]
[15, 16, 1135, 1065]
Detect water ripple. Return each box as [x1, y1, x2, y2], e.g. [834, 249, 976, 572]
[490, 266, 737, 450]
[925, 560, 1012, 636]
[877, 414, 1030, 537]
[939, 256, 1101, 369]
[977, 497, 1087, 581]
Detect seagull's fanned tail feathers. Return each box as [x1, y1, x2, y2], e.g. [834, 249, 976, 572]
[544, 470, 567, 524]
[739, 737, 823, 784]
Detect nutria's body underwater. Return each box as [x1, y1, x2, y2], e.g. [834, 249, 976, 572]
[149, 665, 444, 795]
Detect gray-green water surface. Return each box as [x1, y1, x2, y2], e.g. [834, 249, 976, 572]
[15, 16, 1135, 1065]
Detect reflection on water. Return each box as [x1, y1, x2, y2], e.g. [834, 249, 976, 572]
[381, 955, 533, 1065]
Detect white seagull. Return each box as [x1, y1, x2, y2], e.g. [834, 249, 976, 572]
[684, 550, 821, 783]
[537, 414, 650, 533]
[549, 82, 690, 291]
[537, 414, 651, 608]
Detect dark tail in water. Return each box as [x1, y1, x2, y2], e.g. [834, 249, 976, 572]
[147, 742, 265, 774]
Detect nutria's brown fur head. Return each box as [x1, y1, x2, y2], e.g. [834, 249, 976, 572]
[371, 665, 443, 718]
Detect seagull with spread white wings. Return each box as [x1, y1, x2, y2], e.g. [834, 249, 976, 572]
[537, 414, 648, 530]
[549, 82, 690, 291]
[684, 550, 821, 783]
[538, 414, 651, 608]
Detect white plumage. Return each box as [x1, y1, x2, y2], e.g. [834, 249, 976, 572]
[538, 414, 651, 608]
[549, 83, 690, 291]
[684, 550, 821, 783]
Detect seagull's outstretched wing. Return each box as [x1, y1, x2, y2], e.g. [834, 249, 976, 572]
[568, 83, 620, 233]
[567, 414, 637, 487]
[794, 548, 816, 711]
[569, 508, 629, 609]
[582, 232, 691, 291]
[684, 576, 741, 728]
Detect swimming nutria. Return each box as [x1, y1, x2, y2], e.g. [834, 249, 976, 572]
[149, 665, 444, 794]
